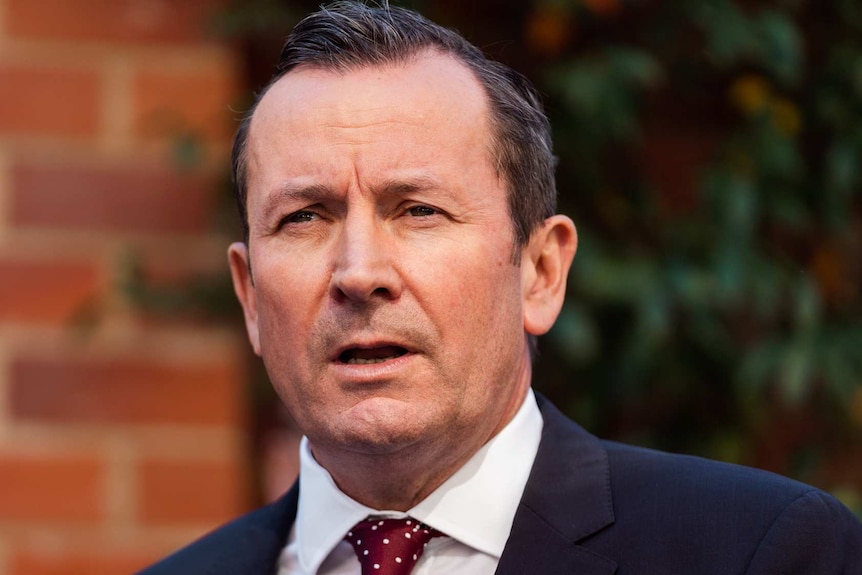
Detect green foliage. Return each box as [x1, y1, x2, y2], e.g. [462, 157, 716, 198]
[690, 1, 803, 85]
[532, 0, 862, 502]
[119, 250, 240, 323]
[548, 47, 662, 143]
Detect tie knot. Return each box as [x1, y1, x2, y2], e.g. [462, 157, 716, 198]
[345, 517, 444, 575]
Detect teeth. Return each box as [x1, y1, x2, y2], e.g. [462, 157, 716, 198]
[345, 356, 397, 365]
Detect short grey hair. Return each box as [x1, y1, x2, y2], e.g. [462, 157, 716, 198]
[231, 1, 557, 257]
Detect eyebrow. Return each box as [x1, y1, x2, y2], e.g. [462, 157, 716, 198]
[372, 175, 443, 197]
[258, 183, 334, 223]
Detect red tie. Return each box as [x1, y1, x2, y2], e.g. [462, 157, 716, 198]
[345, 517, 444, 575]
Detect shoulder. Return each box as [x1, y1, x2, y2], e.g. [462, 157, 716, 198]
[603, 439, 814, 509]
[594, 441, 862, 573]
[136, 487, 297, 575]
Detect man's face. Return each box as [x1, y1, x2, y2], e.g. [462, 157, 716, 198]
[230, 53, 544, 468]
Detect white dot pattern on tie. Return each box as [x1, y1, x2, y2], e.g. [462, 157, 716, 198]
[345, 517, 444, 575]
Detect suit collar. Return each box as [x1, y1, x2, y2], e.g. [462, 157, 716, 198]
[204, 484, 298, 575]
[496, 394, 617, 575]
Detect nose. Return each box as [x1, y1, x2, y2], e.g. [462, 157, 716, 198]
[329, 214, 401, 303]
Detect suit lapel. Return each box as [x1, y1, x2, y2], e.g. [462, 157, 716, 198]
[496, 505, 616, 575]
[496, 396, 617, 575]
[205, 484, 299, 575]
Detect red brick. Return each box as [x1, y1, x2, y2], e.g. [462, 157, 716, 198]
[9, 355, 242, 426]
[134, 247, 225, 285]
[134, 70, 239, 140]
[10, 163, 216, 233]
[0, 453, 104, 522]
[10, 549, 156, 575]
[6, 0, 225, 45]
[0, 258, 101, 324]
[0, 65, 99, 137]
[139, 459, 246, 525]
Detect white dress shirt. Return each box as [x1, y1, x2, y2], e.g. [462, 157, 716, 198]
[277, 389, 544, 575]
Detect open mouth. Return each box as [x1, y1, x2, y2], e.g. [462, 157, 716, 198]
[338, 345, 409, 365]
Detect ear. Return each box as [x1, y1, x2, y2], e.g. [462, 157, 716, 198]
[228, 242, 261, 356]
[521, 215, 577, 336]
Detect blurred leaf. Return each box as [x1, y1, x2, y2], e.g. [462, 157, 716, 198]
[634, 292, 671, 345]
[549, 47, 661, 142]
[703, 168, 757, 234]
[767, 193, 810, 230]
[779, 337, 813, 405]
[670, 264, 717, 308]
[749, 257, 783, 319]
[172, 133, 205, 171]
[690, 3, 803, 86]
[830, 486, 862, 518]
[821, 333, 858, 401]
[792, 277, 821, 334]
[550, 304, 600, 363]
[691, 0, 756, 66]
[607, 47, 663, 88]
[688, 311, 735, 359]
[737, 341, 781, 395]
[826, 142, 859, 194]
[755, 123, 802, 179]
[706, 430, 745, 464]
[574, 251, 661, 304]
[754, 10, 803, 86]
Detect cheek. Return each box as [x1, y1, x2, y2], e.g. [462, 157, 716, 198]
[256, 245, 329, 297]
[253, 256, 328, 346]
[257, 282, 302, 331]
[416, 244, 520, 335]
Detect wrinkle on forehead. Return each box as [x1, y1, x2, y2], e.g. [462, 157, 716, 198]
[321, 118, 423, 131]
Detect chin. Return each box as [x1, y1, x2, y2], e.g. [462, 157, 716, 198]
[309, 425, 422, 460]
[301, 394, 450, 457]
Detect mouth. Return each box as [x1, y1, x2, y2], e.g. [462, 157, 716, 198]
[337, 345, 409, 365]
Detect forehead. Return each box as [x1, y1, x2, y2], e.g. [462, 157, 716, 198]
[254, 50, 490, 128]
[244, 52, 497, 189]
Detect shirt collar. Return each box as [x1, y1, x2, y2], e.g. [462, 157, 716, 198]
[294, 389, 543, 573]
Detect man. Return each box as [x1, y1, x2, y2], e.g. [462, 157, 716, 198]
[140, 2, 862, 574]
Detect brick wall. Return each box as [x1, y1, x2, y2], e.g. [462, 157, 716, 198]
[0, 1, 253, 573]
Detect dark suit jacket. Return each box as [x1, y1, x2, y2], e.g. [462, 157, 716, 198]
[139, 396, 862, 574]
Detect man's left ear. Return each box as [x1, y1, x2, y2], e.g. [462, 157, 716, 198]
[521, 215, 577, 335]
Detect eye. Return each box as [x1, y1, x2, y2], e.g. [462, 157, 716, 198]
[407, 205, 437, 217]
[282, 210, 318, 225]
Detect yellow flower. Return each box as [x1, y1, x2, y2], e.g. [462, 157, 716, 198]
[729, 75, 771, 116]
[770, 97, 802, 136]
